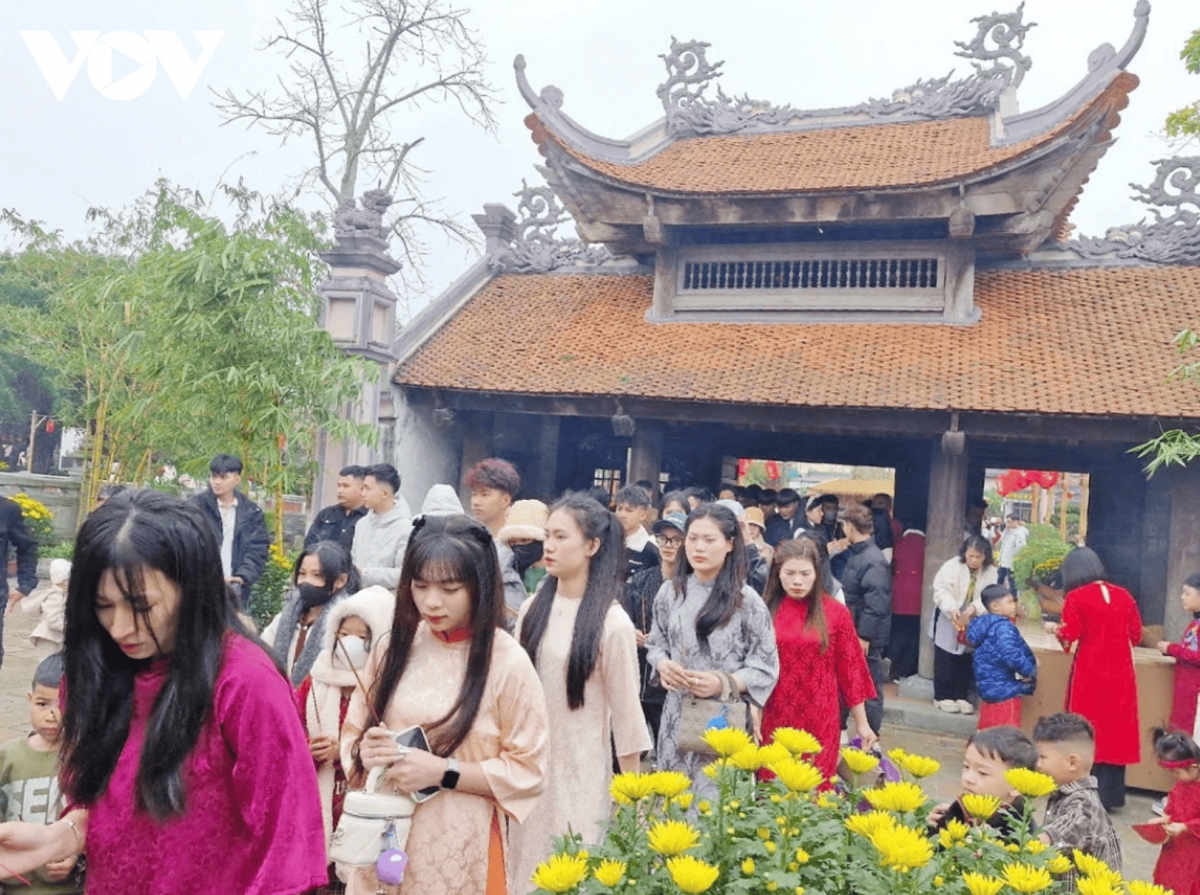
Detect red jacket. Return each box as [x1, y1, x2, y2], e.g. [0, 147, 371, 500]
[891, 530, 925, 616]
[1168, 618, 1200, 736]
[1056, 581, 1143, 765]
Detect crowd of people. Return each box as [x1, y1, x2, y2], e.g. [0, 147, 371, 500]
[0, 460, 1197, 894]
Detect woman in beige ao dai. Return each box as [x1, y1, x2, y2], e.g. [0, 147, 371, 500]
[345, 515, 549, 895]
[510, 494, 652, 893]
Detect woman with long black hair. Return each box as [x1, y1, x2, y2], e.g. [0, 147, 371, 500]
[510, 493, 650, 891]
[646, 503, 779, 789]
[345, 514, 548, 894]
[0, 489, 327, 894]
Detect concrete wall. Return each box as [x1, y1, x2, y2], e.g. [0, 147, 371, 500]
[0, 472, 80, 542]
[391, 387, 461, 514]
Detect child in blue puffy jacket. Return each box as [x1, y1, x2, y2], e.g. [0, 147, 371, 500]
[968, 584, 1038, 730]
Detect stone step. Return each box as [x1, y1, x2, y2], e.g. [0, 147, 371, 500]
[883, 693, 980, 737]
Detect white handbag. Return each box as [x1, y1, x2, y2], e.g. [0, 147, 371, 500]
[329, 766, 417, 867]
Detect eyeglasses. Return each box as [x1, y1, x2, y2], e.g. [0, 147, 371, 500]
[655, 535, 683, 548]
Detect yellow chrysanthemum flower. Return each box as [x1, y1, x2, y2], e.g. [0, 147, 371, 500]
[646, 770, 691, 798]
[741, 857, 755, 875]
[530, 853, 588, 893]
[869, 824, 934, 871]
[773, 727, 822, 756]
[794, 847, 810, 865]
[756, 742, 791, 767]
[845, 810, 897, 838]
[861, 781, 926, 813]
[817, 793, 839, 808]
[729, 747, 765, 772]
[961, 793, 1001, 821]
[610, 772, 656, 805]
[1072, 851, 1122, 885]
[770, 758, 824, 793]
[898, 753, 941, 779]
[943, 818, 969, 841]
[841, 747, 880, 775]
[1024, 839, 1047, 855]
[1076, 878, 1121, 895]
[665, 855, 720, 894]
[593, 860, 626, 888]
[934, 876, 945, 887]
[703, 726, 754, 757]
[1001, 863, 1053, 894]
[961, 872, 1005, 895]
[1044, 854, 1072, 875]
[702, 760, 729, 780]
[887, 747, 909, 763]
[647, 820, 701, 856]
[1126, 882, 1173, 895]
[1004, 768, 1057, 799]
[673, 793, 694, 811]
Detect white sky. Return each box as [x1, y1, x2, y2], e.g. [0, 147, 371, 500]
[0, 0, 1195, 318]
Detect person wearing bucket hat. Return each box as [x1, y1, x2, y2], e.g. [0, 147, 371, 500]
[743, 506, 774, 568]
[624, 511, 687, 745]
[497, 500, 550, 595]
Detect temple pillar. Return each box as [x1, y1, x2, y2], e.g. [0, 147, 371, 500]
[629, 422, 665, 502]
[458, 411, 495, 506]
[920, 432, 970, 678]
[1165, 465, 1200, 639]
[531, 416, 561, 501]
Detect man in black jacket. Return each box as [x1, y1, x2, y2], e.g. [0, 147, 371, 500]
[1, 495, 38, 669]
[763, 488, 802, 547]
[838, 504, 892, 734]
[304, 465, 367, 550]
[190, 454, 270, 607]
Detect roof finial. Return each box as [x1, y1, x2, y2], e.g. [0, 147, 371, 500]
[953, 3, 1037, 90]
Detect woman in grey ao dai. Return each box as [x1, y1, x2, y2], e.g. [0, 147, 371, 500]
[646, 504, 779, 792]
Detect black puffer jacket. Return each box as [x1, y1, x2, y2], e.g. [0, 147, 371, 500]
[840, 539, 893, 648]
[190, 489, 271, 594]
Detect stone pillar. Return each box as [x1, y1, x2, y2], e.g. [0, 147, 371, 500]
[314, 193, 402, 515]
[458, 412, 495, 507]
[629, 422, 665, 502]
[531, 416, 561, 501]
[1165, 465, 1200, 639]
[919, 432, 970, 678]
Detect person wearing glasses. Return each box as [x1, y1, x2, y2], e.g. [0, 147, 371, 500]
[624, 511, 686, 746]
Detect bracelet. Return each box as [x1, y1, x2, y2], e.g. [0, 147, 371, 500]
[58, 819, 83, 854]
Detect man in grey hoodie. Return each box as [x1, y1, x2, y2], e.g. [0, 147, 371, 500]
[350, 464, 413, 590]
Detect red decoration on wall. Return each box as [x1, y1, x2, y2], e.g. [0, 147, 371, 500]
[737, 458, 751, 479]
[764, 461, 780, 480]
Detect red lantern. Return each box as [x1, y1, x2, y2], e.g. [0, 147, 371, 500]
[764, 461, 780, 481]
[45, 420, 55, 434]
[1031, 470, 1059, 489]
[737, 458, 751, 479]
[996, 469, 1025, 497]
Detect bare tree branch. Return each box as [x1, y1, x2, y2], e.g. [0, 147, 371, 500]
[211, 0, 497, 275]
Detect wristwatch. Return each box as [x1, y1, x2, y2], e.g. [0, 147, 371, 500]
[441, 757, 460, 790]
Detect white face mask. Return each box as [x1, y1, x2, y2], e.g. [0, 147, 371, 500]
[333, 635, 370, 670]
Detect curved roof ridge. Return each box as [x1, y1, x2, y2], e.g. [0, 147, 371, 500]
[515, 2, 1151, 168]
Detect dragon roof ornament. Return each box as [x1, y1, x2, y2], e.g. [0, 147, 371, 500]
[486, 180, 611, 274]
[655, 8, 1036, 136]
[515, 2, 1149, 163]
[1059, 158, 1200, 266]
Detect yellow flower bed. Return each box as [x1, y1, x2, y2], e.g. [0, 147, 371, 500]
[530, 728, 1162, 895]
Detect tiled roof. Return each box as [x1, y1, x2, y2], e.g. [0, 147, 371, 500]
[531, 74, 1137, 196]
[395, 265, 1200, 419]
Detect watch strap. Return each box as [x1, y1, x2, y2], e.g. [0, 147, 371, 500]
[441, 757, 461, 790]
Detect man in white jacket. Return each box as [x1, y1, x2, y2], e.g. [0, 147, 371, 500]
[351, 464, 413, 590]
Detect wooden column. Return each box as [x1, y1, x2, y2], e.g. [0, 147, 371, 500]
[530, 415, 561, 501]
[457, 411, 494, 506]
[919, 433, 970, 678]
[629, 422, 665, 503]
[1165, 465, 1200, 640]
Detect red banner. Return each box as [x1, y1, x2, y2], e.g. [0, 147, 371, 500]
[764, 461, 780, 480]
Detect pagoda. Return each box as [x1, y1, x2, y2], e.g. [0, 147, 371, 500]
[388, 1, 1200, 687]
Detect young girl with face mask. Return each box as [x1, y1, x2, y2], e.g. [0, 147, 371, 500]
[262, 540, 361, 686]
[296, 584, 395, 877]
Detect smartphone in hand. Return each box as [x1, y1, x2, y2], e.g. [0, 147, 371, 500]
[393, 726, 441, 803]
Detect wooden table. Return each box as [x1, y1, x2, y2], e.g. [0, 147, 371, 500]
[1016, 621, 1175, 793]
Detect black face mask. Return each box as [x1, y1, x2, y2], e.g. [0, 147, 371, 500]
[297, 582, 334, 611]
[511, 541, 544, 575]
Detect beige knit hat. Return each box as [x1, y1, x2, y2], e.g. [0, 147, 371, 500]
[497, 499, 549, 544]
